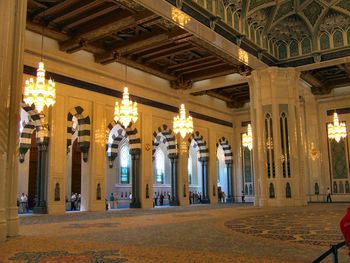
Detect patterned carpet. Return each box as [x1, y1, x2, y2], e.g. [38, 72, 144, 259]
[1, 203, 349, 263]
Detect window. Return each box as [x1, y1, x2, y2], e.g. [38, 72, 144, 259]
[188, 155, 193, 184]
[155, 148, 165, 184]
[119, 143, 130, 184]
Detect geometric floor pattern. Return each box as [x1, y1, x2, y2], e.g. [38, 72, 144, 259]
[1, 203, 349, 263]
[224, 207, 344, 246]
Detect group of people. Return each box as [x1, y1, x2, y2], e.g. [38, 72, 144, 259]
[189, 191, 202, 204]
[17, 193, 29, 212]
[106, 192, 132, 210]
[68, 192, 81, 211]
[154, 192, 171, 206]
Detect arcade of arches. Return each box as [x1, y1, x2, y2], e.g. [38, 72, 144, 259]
[1, 0, 350, 253]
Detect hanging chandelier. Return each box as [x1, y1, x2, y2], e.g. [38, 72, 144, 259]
[23, 63, 56, 113]
[114, 87, 138, 128]
[328, 112, 347, 143]
[173, 104, 193, 139]
[242, 124, 253, 150]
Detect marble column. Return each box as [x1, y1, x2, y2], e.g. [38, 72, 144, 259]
[201, 160, 210, 203]
[226, 162, 233, 203]
[130, 149, 141, 208]
[33, 140, 49, 214]
[177, 135, 189, 206]
[248, 67, 306, 207]
[169, 157, 179, 205]
[0, 0, 27, 241]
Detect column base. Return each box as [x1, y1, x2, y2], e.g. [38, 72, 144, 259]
[226, 197, 234, 203]
[201, 198, 210, 204]
[169, 199, 179, 206]
[129, 201, 141, 208]
[33, 206, 47, 214]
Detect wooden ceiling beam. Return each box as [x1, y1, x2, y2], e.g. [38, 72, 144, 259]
[60, 11, 158, 53]
[189, 68, 238, 82]
[96, 55, 177, 81]
[48, 0, 104, 26]
[61, 4, 120, 33]
[26, 20, 69, 42]
[33, 0, 82, 22]
[139, 42, 192, 60]
[96, 30, 189, 63]
[166, 55, 215, 70]
[28, 0, 46, 9]
[173, 59, 223, 73]
[179, 62, 228, 75]
[338, 63, 350, 76]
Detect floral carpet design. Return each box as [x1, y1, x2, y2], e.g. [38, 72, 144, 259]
[8, 250, 128, 263]
[224, 209, 344, 246]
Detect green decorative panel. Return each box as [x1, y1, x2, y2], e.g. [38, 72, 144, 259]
[273, 1, 294, 22]
[278, 42, 287, 59]
[329, 139, 348, 179]
[243, 147, 252, 183]
[234, 12, 239, 30]
[273, 44, 278, 57]
[244, 20, 249, 35]
[320, 33, 330, 50]
[303, 1, 324, 26]
[347, 29, 350, 45]
[250, 26, 256, 43]
[227, 8, 233, 26]
[289, 40, 299, 57]
[337, 0, 350, 12]
[217, 0, 225, 19]
[301, 38, 311, 54]
[333, 30, 344, 48]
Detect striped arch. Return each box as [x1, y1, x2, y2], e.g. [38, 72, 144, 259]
[152, 124, 177, 159]
[19, 103, 45, 162]
[106, 119, 141, 155]
[67, 106, 91, 160]
[217, 137, 233, 164]
[188, 131, 209, 161]
[106, 121, 127, 163]
[19, 121, 35, 163]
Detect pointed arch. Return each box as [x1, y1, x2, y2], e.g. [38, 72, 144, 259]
[19, 103, 45, 162]
[106, 121, 128, 164]
[216, 137, 233, 164]
[152, 124, 177, 158]
[188, 131, 208, 161]
[67, 106, 91, 160]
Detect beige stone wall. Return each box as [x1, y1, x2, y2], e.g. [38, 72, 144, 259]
[23, 30, 235, 213]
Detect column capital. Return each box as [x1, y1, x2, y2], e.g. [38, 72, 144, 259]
[130, 148, 141, 157]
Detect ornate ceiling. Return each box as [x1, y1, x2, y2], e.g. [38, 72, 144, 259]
[26, 0, 249, 90]
[188, 0, 350, 63]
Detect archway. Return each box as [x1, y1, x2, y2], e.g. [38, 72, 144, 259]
[152, 124, 177, 206]
[217, 137, 233, 203]
[66, 106, 90, 211]
[18, 104, 44, 213]
[188, 131, 209, 204]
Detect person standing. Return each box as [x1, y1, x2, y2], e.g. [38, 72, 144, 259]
[326, 187, 332, 203]
[242, 191, 245, 203]
[109, 192, 114, 209]
[71, 193, 76, 211]
[154, 192, 158, 206]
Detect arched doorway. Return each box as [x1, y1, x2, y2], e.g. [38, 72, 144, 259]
[27, 131, 38, 211]
[106, 123, 131, 209]
[66, 107, 91, 212]
[152, 125, 177, 206]
[188, 143, 202, 204]
[216, 144, 227, 203]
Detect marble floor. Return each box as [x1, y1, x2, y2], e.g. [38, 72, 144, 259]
[0, 203, 349, 262]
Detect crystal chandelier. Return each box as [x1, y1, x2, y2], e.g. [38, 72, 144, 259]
[173, 104, 193, 139]
[23, 62, 56, 113]
[242, 123, 253, 150]
[23, 19, 56, 113]
[328, 112, 347, 143]
[114, 87, 138, 128]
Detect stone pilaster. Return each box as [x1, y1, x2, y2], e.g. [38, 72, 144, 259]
[226, 162, 233, 203]
[177, 135, 189, 206]
[248, 67, 306, 207]
[130, 148, 141, 208]
[169, 157, 179, 206]
[0, 0, 27, 240]
[200, 160, 210, 203]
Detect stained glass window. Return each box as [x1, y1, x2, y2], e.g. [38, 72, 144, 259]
[155, 148, 165, 184]
[120, 143, 130, 184]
